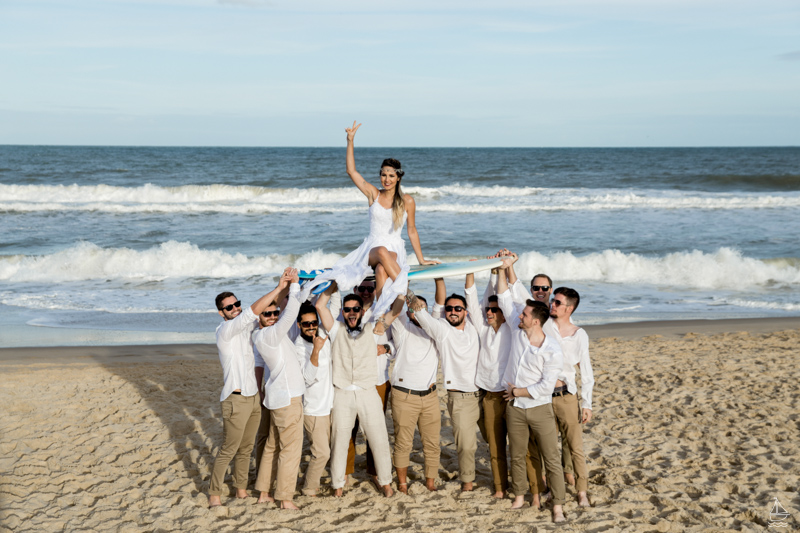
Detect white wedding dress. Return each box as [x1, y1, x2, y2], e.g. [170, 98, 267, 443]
[301, 200, 410, 318]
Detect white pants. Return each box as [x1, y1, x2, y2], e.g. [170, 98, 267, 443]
[330, 387, 393, 489]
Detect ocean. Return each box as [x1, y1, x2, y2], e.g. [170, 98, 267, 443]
[1, 145, 798, 347]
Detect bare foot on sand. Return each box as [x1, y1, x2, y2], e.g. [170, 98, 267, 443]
[553, 505, 566, 523]
[564, 473, 575, 486]
[235, 489, 248, 499]
[398, 483, 408, 494]
[461, 482, 473, 492]
[334, 488, 343, 497]
[578, 491, 590, 507]
[280, 500, 300, 510]
[492, 490, 505, 499]
[425, 478, 437, 492]
[208, 495, 222, 508]
[382, 484, 393, 497]
[256, 492, 274, 504]
[510, 495, 525, 509]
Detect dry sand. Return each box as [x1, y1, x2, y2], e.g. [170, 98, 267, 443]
[1, 319, 799, 532]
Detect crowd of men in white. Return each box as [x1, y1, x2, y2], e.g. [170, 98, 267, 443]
[208, 252, 595, 523]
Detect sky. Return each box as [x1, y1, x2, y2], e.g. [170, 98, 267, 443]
[0, 0, 798, 147]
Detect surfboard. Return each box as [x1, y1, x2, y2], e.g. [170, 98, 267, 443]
[299, 257, 504, 283]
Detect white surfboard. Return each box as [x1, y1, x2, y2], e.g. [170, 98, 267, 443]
[408, 258, 505, 280]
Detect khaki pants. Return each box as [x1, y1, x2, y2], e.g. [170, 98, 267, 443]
[330, 387, 393, 489]
[253, 405, 271, 474]
[446, 391, 481, 484]
[552, 393, 588, 492]
[506, 403, 565, 505]
[346, 382, 390, 476]
[391, 387, 441, 479]
[209, 393, 262, 496]
[481, 391, 509, 493]
[302, 414, 331, 495]
[254, 396, 304, 501]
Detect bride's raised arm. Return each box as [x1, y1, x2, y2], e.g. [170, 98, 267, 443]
[345, 121, 380, 204]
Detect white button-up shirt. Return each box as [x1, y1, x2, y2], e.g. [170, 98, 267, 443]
[216, 305, 260, 401]
[546, 322, 595, 410]
[294, 334, 334, 417]
[414, 306, 480, 393]
[390, 314, 439, 391]
[254, 283, 305, 410]
[498, 289, 563, 409]
[465, 284, 513, 393]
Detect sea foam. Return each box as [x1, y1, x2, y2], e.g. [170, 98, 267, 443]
[2, 242, 799, 291]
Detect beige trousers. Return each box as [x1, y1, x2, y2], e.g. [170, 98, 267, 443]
[301, 414, 331, 495]
[330, 387, 393, 489]
[446, 391, 481, 483]
[346, 382, 390, 476]
[552, 393, 588, 492]
[390, 388, 441, 479]
[254, 396, 304, 501]
[506, 403, 566, 505]
[253, 405, 271, 474]
[481, 391, 509, 493]
[209, 392, 262, 496]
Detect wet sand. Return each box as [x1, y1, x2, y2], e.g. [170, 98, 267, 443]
[1, 318, 799, 531]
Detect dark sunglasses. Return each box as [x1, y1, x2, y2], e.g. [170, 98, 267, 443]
[221, 300, 242, 312]
[531, 285, 551, 292]
[485, 306, 502, 314]
[445, 305, 465, 312]
[551, 299, 567, 307]
[261, 309, 280, 317]
[356, 286, 375, 293]
[300, 320, 319, 327]
[343, 306, 362, 313]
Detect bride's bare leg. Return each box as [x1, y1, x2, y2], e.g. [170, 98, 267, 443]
[368, 247, 400, 301]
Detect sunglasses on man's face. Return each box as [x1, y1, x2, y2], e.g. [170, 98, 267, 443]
[343, 306, 362, 314]
[551, 299, 567, 307]
[300, 320, 319, 328]
[261, 309, 280, 317]
[445, 305, 465, 313]
[485, 306, 502, 314]
[531, 285, 551, 292]
[357, 286, 375, 293]
[221, 300, 242, 312]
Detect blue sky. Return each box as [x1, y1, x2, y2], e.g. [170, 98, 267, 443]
[0, 0, 798, 146]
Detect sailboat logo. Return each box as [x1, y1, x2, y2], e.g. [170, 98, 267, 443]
[769, 497, 791, 528]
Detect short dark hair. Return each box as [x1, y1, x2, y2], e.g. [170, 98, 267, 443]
[487, 295, 498, 304]
[297, 303, 318, 322]
[531, 273, 553, 288]
[445, 294, 467, 308]
[553, 287, 580, 312]
[215, 291, 235, 310]
[526, 299, 550, 325]
[343, 293, 364, 307]
[414, 295, 428, 305]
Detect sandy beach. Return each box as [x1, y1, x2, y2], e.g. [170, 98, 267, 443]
[2, 318, 799, 532]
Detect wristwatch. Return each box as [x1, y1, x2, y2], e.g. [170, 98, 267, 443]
[383, 344, 391, 354]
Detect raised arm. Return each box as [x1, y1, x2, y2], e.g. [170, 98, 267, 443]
[261, 270, 301, 346]
[345, 121, 380, 203]
[404, 195, 438, 266]
[464, 273, 485, 331]
[315, 281, 339, 333]
[375, 294, 405, 335]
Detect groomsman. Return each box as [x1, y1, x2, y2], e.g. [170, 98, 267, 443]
[409, 279, 481, 492]
[548, 287, 594, 507]
[208, 269, 293, 508]
[497, 267, 566, 523]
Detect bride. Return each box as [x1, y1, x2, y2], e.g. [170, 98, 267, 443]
[302, 121, 438, 318]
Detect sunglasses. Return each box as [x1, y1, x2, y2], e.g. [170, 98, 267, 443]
[531, 285, 551, 292]
[221, 300, 242, 312]
[485, 306, 502, 314]
[445, 305, 465, 312]
[343, 306, 362, 313]
[356, 286, 375, 293]
[261, 309, 280, 317]
[551, 299, 567, 307]
[300, 320, 319, 327]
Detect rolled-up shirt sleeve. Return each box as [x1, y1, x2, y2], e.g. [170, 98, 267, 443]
[577, 330, 594, 410]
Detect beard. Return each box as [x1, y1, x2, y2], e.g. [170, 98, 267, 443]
[346, 316, 363, 331]
[446, 315, 464, 327]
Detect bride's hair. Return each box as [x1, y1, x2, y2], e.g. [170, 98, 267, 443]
[381, 158, 405, 231]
